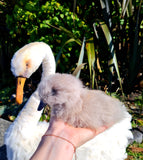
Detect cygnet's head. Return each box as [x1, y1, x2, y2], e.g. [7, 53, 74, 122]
[38, 73, 83, 112]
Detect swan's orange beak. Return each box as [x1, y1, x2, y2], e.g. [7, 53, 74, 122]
[16, 77, 26, 104]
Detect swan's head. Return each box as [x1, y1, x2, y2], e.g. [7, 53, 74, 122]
[11, 42, 55, 104]
[11, 42, 47, 78]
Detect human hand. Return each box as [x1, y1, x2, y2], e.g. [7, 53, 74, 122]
[45, 118, 107, 148]
[31, 119, 108, 160]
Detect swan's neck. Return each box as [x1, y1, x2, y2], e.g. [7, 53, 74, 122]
[14, 47, 55, 125]
[41, 51, 56, 79]
[15, 90, 42, 126]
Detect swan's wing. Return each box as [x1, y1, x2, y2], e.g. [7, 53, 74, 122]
[74, 112, 133, 160]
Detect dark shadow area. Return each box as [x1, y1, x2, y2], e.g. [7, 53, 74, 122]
[0, 145, 7, 160]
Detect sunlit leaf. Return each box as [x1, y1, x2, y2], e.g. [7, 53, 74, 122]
[86, 38, 95, 76]
[122, 0, 129, 17]
[100, 21, 123, 93]
[74, 37, 86, 78]
[94, 21, 123, 94]
[121, 0, 133, 17]
[8, 115, 16, 121]
[96, 50, 102, 73]
[100, 0, 112, 27]
[86, 37, 96, 88]
[72, 63, 86, 77]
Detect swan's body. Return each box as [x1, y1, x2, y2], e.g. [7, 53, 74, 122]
[76, 113, 132, 160]
[4, 42, 133, 160]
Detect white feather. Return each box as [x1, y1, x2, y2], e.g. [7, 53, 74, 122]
[75, 112, 133, 160]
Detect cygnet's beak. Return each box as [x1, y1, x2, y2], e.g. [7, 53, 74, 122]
[16, 77, 26, 104]
[38, 101, 47, 111]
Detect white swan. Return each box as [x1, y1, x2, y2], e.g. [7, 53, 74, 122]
[4, 42, 56, 160]
[5, 42, 133, 160]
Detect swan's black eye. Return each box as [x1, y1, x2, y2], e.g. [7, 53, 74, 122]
[51, 88, 57, 96]
[25, 60, 31, 69]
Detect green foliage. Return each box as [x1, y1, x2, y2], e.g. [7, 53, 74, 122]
[6, 0, 90, 73]
[0, 86, 23, 120]
[5, 0, 143, 93]
[134, 91, 143, 114]
[0, 86, 15, 103]
[93, 0, 143, 94]
[127, 142, 143, 160]
[39, 106, 51, 122]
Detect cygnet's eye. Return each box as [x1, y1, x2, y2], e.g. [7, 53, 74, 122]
[51, 88, 57, 96]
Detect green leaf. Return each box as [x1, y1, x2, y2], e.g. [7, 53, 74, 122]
[94, 21, 123, 94]
[74, 37, 86, 78]
[86, 37, 95, 76]
[59, 26, 82, 45]
[44, 23, 82, 45]
[100, 0, 112, 27]
[86, 37, 96, 88]
[60, 14, 64, 18]
[72, 63, 86, 77]
[121, 0, 133, 17]
[56, 38, 81, 65]
[99, 21, 123, 94]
